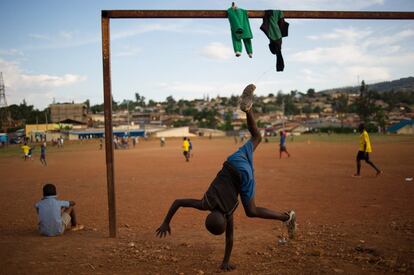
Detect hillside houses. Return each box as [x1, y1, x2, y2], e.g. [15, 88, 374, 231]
[82, 88, 413, 136]
[16, 84, 414, 142]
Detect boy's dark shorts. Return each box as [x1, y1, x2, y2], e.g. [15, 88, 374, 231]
[280, 145, 287, 151]
[202, 161, 241, 216]
[357, 151, 369, 161]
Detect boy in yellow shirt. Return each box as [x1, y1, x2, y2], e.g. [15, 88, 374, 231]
[354, 123, 381, 177]
[21, 143, 31, 161]
[182, 137, 190, 162]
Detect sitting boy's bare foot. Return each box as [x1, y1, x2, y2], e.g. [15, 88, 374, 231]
[239, 84, 256, 112]
[71, 224, 84, 231]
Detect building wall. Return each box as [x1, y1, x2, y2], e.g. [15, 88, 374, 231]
[50, 103, 87, 123]
[397, 125, 414, 135]
[46, 132, 67, 142]
[155, 127, 195, 137]
[25, 124, 60, 135]
[195, 128, 226, 137]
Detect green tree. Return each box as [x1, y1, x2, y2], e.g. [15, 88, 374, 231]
[165, 96, 176, 114]
[307, 88, 316, 97]
[333, 94, 349, 128]
[90, 103, 104, 113]
[195, 108, 218, 128]
[373, 106, 388, 133]
[182, 107, 198, 117]
[313, 106, 322, 113]
[147, 99, 156, 107]
[276, 92, 284, 105]
[135, 92, 146, 107]
[84, 99, 90, 111]
[111, 96, 119, 111]
[283, 94, 300, 115]
[355, 81, 376, 123]
[301, 104, 312, 114]
[221, 111, 233, 131]
[228, 95, 239, 107]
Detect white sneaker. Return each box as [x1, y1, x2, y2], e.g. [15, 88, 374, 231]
[284, 210, 296, 239]
[239, 84, 256, 112]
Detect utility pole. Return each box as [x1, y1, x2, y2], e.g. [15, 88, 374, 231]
[127, 101, 130, 137]
[282, 98, 285, 129]
[45, 110, 48, 142]
[0, 72, 12, 132]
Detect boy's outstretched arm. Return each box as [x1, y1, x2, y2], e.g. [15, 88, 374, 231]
[220, 214, 235, 271]
[156, 198, 207, 238]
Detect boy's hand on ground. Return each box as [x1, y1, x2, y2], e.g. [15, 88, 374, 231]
[220, 262, 236, 271]
[155, 223, 171, 238]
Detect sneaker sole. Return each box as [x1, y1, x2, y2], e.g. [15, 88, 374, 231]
[240, 84, 256, 112]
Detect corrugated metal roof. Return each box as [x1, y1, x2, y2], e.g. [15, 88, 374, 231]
[387, 119, 414, 133]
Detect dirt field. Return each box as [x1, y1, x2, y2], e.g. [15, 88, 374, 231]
[1, 136, 413, 274]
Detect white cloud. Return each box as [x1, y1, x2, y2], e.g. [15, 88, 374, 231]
[155, 81, 248, 98]
[59, 31, 74, 40]
[285, 28, 412, 92]
[301, 69, 327, 84]
[306, 27, 372, 42]
[113, 45, 142, 57]
[30, 31, 76, 42]
[25, 22, 219, 51]
[362, 29, 414, 49]
[29, 33, 51, 40]
[293, 45, 373, 65]
[291, 25, 414, 87]
[199, 42, 233, 60]
[0, 48, 24, 56]
[0, 58, 86, 107]
[19, 74, 86, 88]
[28, 31, 98, 49]
[111, 22, 217, 41]
[396, 29, 414, 39]
[344, 66, 391, 81]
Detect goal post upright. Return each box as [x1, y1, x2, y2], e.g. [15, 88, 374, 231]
[101, 11, 117, 238]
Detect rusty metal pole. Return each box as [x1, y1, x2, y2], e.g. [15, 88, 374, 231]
[105, 10, 414, 19]
[101, 11, 116, 238]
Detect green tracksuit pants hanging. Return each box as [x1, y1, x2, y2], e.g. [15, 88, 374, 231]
[227, 7, 253, 56]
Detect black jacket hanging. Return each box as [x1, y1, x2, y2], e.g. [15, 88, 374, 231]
[260, 10, 289, 72]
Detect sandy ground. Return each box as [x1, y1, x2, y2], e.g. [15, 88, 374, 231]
[0, 137, 413, 274]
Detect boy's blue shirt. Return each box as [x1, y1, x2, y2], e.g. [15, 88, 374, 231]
[35, 195, 70, 236]
[280, 134, 286, 146]
[227, 140, 255, 206]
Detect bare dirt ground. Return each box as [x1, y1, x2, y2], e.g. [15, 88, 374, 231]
[0, 136, 413, 274]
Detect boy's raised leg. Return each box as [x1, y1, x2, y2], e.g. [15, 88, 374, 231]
[240, 84, 262, 150]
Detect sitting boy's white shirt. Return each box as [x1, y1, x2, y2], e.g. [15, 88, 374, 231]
[35, 195, 70, 236]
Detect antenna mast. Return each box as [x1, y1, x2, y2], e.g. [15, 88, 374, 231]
[0, 72, 13, 131]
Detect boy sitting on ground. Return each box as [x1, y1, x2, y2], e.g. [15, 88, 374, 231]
[35, 183, 84, 236]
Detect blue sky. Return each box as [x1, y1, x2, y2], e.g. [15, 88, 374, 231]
[1, 0, 413, 109]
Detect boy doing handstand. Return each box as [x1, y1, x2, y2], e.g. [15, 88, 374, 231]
[156, 84, 296, 271]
